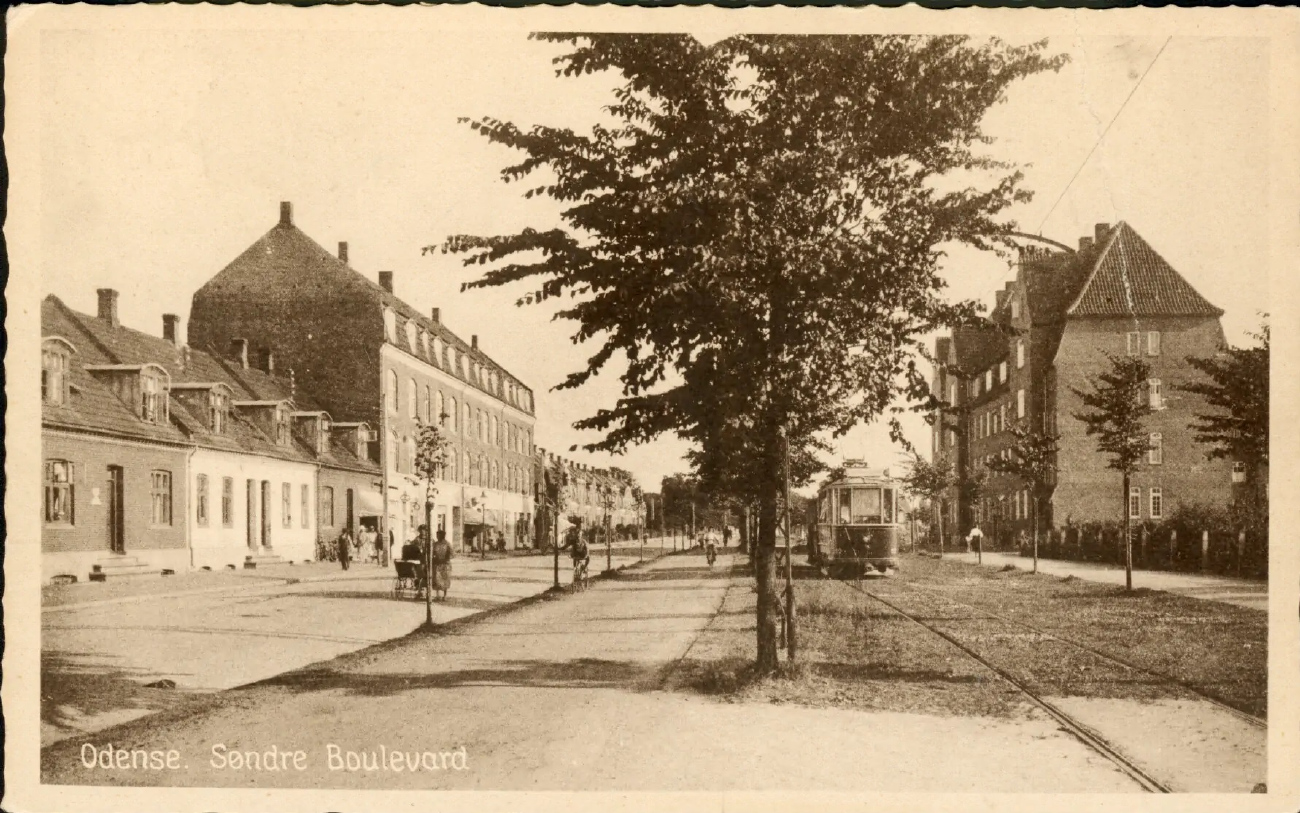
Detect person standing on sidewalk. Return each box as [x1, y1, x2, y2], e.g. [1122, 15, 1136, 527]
[336, 529, 353, 571]
[431, 529, 453, 601]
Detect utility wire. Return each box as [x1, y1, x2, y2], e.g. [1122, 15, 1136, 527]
[1037, 37, 1174, 235]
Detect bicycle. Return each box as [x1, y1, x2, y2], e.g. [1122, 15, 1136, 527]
[572, 557, 590, 591]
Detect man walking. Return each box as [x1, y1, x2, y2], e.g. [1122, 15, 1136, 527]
[336, 529, 353, 571]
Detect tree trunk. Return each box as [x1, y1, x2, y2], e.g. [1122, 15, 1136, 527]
[937, 501, 945, 557]
[739, 505, 751, 554]
[1122, 471, 1132, 591]
[755, 490, 781, 673]
[1032, 494, 1039, 574]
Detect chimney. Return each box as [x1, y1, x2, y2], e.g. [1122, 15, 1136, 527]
[96, 288, 120, 328]
[471, 335, 479, 350]
[431, 307, 440, 324]
[338, 241, 348, 263]
[257, 347, 275, 374]
[1079, 236, 1094, 251]
[379, 271, 393, 293]
[230, 338, 249, 370]
[280, 201, 293, 226]
[162, 313, 180, 345]
[1094, 222, 1110, 244]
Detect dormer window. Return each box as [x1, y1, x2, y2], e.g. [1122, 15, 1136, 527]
[275, 404, 291, 446]
[140, 369, 168, 424]
[405, 321, 417, 352]
[383, 308, 397, 343]
[209, 389, 230, 434]
[319, 417, 331, 455]
[42, 339, 74, 406]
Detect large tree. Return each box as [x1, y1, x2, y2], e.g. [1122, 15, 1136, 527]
[438, 34, 1065, 671]
[1071, 354, 1153, 590]
[901, 452, 957, 555]
[413, 420, 450, 626]
[1180, 321, 1269, 528]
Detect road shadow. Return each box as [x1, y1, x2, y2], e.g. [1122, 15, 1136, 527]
[608, 566, 743, 582]
[41, 650, 198, 744]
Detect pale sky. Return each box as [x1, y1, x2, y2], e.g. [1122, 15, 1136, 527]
[36, 19, 1270, 493]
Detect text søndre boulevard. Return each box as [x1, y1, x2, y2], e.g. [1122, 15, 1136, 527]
[79, 742, 470, 773]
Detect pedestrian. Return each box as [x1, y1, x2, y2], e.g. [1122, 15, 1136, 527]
[431, 528, 453, 601]
[966, 525, 983, 555]
[336, 529, 353, 571]
[358, 525, 376, 564]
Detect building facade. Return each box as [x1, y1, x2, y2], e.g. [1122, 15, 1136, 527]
[533, 448, 643, 549]
[188, 202, 536, 555]
[931, 222, 1233, 544]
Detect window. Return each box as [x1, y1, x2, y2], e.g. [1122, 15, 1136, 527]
[1128, 487, 1141, 519]
[210, 390, 229, 434]
[948, 382, 956, 405]
[275, 405, 291, 446]
[222, 477, 234, 527]
[1127, 332, 1140, 356]
[1232, 461, 1247, 483]
[388, 430, 399, 472]
[404, 436, 416, 474]
[405, 321, 417, 352]
[141, 371, 167, 424]
[1148, 379, 1163, 409]
[464, 402, 472, 434]
[196, 474, 209, 526]
[44, 460, 75, 524]
[999, 404, 1008, 432]
[42, 344, 70, 405]
[423, 385, 431, 423]
[387, 370, 399, 414]
[436, 391, 446, 426]
[151, 470, 173, 526]
[985, 370, 993, 390]
[301, 484, 310, 528]
[433, 337, 444, 364]
[1149, 488, 1164, 519]
[448, 396, 458, 432]
[491, 416, 499, 446]
[970, 379, 978, 398]
[1016, 341, 1025, 369]
[282, 483, 292, 528]
[1148, 433, 1163, 465]
[383, 308, 397, 343]
[419, 329, 427, 357]
[408, 378, 417, 418]
[1147, 331, 1161, 357]
[999, 361, 1007, 383]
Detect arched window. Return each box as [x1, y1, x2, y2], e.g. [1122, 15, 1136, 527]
[388, 430, 399, 472]
[490, 415, 498, 446]
[387, 370, 399, 414]
[448, 396, 458, 433]
[423, 385, 432, 423]
[464, 402, 472, 435]
[480, 457, 489, 487]
[491, 461, 499, 490]
[408, 378, 417, 418]
[436, 391, 445, 427]
[464, 452, 472, 485]
[404, 436, 416, 474]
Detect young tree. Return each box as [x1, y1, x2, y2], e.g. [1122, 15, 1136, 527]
[1180, 321, 1269, 529]
[413, 420, 450, 625]
[1071, 354, 1153, 590]
[901, 452, 957, 555]
[438, 34, 1065, 672]
[542, 456, 571, 586]
[985, 422, 1059, 572]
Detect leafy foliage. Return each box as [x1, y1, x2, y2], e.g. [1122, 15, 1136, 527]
[1070, 353, 1153, 475]
[413, 421, 451, 506]
[1180, 321, 1269, 467]
[985, 422, 1059, 497]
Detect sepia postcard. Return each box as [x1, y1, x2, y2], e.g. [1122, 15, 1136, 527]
[5, 4, 1300, 812]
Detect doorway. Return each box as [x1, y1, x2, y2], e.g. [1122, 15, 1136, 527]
[260, 480, 272, 549]
[106, 466, 125, 554]
[246, 479, 257, 549]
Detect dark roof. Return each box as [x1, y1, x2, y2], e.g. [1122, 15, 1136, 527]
[202, 217, 533, 411]
[42, 295, 319, 463]
[1022, 246, 1094, 326]
[950, 323, 1007, 376]
[1067, 222, 1223, 318]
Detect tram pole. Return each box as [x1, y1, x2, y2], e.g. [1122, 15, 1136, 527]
[783, 423, 797, 663]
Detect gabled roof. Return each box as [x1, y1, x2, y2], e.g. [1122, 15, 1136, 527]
[1021, 246, 1093, 326]
[1067, 222, 1223, 318]
[951, 323, 1007, 376]
[199, 214, 533, 412]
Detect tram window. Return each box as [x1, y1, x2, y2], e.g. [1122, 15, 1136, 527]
[819, 495, 831, 522]
[837, 490, 852, 524]
[848, 488, 883, 524]
[883, 488, 895, 523]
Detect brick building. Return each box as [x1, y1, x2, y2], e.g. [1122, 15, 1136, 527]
[931, 222, 1233, 544]
[189, 202, 536, 555]
[533, 449, 643, 549]
[41, 291, 377, 581]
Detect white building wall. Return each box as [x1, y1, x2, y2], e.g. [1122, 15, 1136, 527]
[189, 448, 318, 569]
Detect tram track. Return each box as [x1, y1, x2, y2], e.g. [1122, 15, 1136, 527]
[832, 573, 1174, 793]
[891, 577, 1267, 730]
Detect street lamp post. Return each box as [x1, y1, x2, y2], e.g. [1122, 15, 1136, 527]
[480, 490, 488, 560]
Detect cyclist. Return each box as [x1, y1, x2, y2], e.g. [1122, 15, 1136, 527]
[566, 533, 591, 589]
[705, 533, 718, 567]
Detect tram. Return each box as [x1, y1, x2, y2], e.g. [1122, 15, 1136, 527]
[808, 461, 902, 577]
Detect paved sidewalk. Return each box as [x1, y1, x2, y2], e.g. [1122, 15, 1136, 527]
[947, 551, 1267, 611]
[42, 551, 662, 745]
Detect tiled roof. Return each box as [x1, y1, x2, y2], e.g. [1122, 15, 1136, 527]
[42, 296, 319, 463]
[203, 218, 533, 412]
[1067, 222, 1223, 318]
[951, 323, 1007, 376]
[1022, 247, 1093, 325]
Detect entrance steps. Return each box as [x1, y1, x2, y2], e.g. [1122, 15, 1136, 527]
[243, 552, 286, 569]
[88, 556, 162, 581]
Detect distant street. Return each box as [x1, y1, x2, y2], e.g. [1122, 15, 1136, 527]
[42, 547, 663, 745]
[45, 552, 1151, 792]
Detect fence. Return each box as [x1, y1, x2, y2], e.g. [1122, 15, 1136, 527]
[1014, 522, 1267, 580]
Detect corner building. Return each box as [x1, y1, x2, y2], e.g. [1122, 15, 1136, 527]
[189, 202, 537, 552]
[931, 222, 1233, 544]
